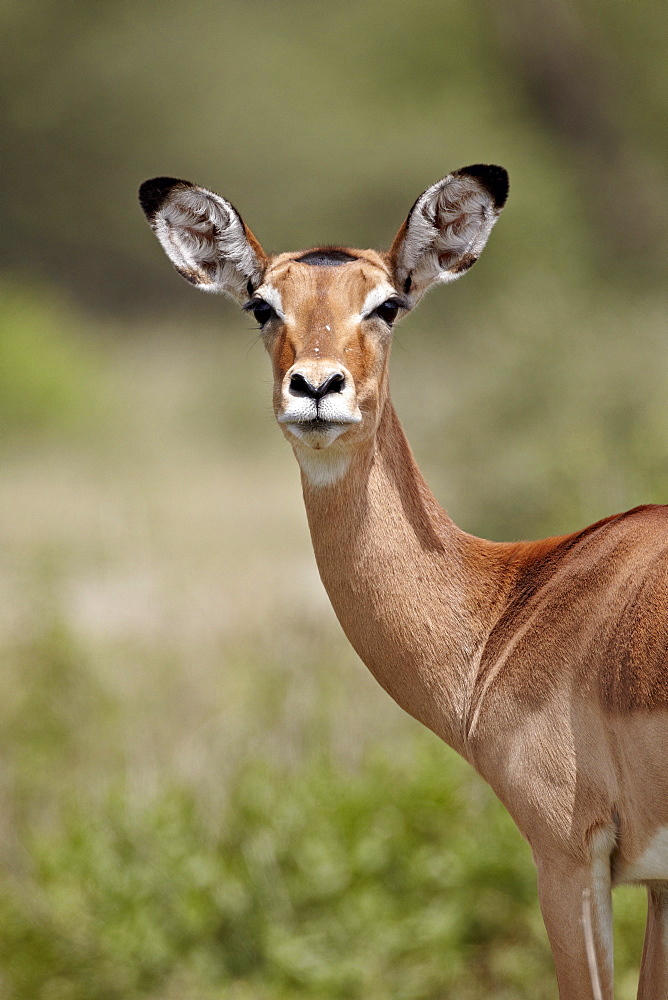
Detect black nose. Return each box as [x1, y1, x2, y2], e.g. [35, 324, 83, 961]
[289, 372, 345, 400]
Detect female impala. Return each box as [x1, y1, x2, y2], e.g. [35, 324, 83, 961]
[139, 165, 668, 999]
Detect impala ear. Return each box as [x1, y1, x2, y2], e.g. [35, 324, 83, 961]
[389, 164, 508, 304]
[138, 177, 267, 301]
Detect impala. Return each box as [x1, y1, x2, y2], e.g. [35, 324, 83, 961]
[139, 165, 668, 999]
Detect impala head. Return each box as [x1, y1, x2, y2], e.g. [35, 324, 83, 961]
[139, 165, 508, 483]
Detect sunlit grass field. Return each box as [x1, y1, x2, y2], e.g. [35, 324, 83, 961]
[2, 278, 665, 998]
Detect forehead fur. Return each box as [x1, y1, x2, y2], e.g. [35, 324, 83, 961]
[262, 249, 392, 313]
[258, 250, 396, 331]
[266, 248, 390, 282]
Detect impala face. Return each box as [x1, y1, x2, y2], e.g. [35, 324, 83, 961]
[139, 165, 508, 479]
[250, 249, 405, 452]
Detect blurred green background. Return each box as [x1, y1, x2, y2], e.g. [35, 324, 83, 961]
[1, 1, 666, 997]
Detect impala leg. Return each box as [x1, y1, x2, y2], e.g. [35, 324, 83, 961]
[637, 885, 668, 1000]
[536, 851, 614, 999]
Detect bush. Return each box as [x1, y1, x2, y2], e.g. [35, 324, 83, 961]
[1, 738, 645, 1000]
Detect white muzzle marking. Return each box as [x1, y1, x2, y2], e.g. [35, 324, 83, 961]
[278, 362, 361, 448]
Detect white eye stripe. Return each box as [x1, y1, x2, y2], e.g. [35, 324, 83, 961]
[254, 284, 286, 320]
[360, 284, 400, 318]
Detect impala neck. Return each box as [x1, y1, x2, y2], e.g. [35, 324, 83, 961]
[298, 400, 512, 757]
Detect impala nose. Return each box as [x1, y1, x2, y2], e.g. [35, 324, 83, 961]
[289, 371, 345, 400]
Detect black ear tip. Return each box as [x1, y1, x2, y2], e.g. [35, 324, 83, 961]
[456, 164, 509, 209]
[138, 176, 192, 218]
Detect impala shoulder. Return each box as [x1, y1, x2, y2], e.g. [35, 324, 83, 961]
[467, 503, 668, 734]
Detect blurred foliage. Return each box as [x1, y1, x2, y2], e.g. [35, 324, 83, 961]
[0, 0, 665, 311]
[0, 284, 103, 440]
[0, 733, 647, 1000]
[398, 279, 668, 540]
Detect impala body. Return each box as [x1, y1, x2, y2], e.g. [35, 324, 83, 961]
[140, 165, 668, 999]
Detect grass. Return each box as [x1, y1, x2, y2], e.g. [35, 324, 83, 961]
[0, 741, 551, 1000]
[0, 713, 648, 999]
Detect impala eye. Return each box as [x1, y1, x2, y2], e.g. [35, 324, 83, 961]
[253, 299, 274, 326]
[373, 299, 401, 326]
[250, 299, 275, 326]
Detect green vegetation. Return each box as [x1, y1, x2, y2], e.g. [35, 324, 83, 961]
[0, 725, 648, 1000]
[0, 285, 102, 439]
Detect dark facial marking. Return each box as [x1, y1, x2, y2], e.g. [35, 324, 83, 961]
[296, 249, 359, 266]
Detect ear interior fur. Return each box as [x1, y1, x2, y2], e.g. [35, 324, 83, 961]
[390, 164, 508, 304]
[139, 177, 266, 300]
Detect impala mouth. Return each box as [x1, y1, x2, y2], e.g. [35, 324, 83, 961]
[279, 415, 359, 427]
[278, 407, 362, 427]
[300, 418, 332, 432]
[279, 412, 361, 448]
